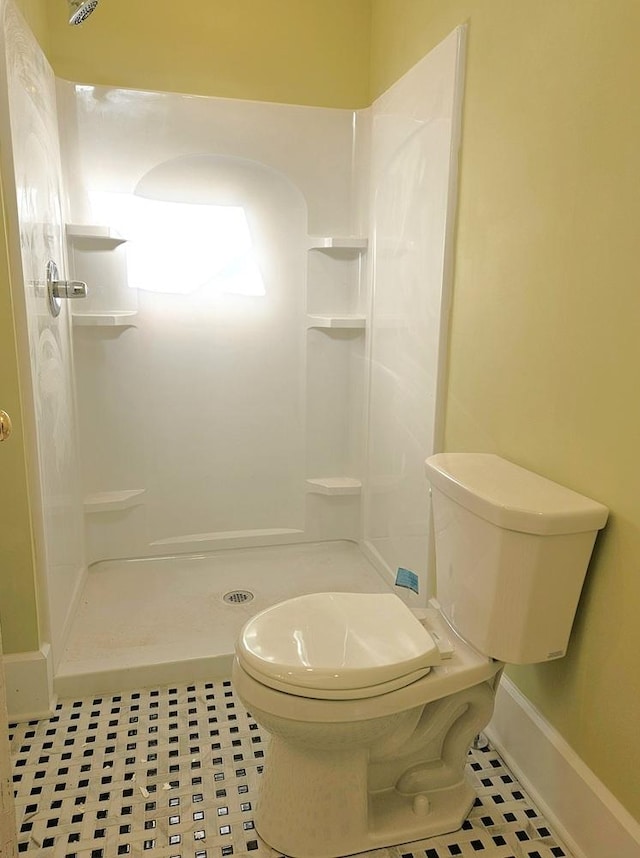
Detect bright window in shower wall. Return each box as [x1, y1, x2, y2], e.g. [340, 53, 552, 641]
[90, 191, 265, 296]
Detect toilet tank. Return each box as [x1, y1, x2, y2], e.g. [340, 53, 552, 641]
[425, 453, 608, 664]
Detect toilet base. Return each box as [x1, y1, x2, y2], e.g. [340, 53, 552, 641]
[253, 680, 496, 858]
[256, 733, 477, 858]
[256, 740, 370, 858]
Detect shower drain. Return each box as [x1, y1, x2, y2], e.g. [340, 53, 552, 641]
[223, 590, 254, 605]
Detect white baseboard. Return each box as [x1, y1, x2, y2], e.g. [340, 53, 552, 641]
[486, 675, 640, 858]
[3, 644, 57, 722]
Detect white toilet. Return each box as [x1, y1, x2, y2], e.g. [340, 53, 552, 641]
[232, 453, 608, 858]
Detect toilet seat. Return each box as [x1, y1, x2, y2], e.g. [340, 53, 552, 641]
[238, 657, 432, 700]
[236, 592, 442, 699]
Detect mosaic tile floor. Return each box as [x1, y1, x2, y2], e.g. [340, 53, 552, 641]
[9, 679, 572, 858]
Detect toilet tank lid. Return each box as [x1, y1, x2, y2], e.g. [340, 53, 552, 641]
[425, 453, 609, 535]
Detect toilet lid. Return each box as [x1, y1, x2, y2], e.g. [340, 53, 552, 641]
[236, 592, 441, 694]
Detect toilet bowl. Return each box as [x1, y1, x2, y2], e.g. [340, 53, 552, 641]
[233, 454, 609, 858]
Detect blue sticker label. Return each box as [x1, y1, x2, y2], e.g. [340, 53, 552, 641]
[395, 567, 419, 594]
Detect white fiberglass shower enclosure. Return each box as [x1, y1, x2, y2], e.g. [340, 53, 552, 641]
[0, 1, 465, 716]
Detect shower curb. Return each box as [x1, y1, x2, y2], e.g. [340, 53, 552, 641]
[53, 652, 235, 700]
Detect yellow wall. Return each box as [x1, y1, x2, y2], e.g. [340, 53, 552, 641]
[372, 0, 640, 822]
[0, 0, 47, 653]
[45, 0, 372, 108]
[0, 187, 39, 653]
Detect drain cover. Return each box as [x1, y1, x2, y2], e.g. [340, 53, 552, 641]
[223, 590, 254, 605]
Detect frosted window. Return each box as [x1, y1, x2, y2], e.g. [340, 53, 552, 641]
[90, 192, 265, 296]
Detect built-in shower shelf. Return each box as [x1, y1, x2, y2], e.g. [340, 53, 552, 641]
[66, 224, 127, 247]
[72, 311, 138, 328]
[306, 314, 365, 330]
[307, 236, 368, 251]
[306, 478, 362, 496]
[84, 489, 145, 513]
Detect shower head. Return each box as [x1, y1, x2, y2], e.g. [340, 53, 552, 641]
[68, 0, 99, 25]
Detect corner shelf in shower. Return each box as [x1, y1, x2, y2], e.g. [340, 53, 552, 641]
[306, 478, 362, 496]
[84, 489, 145, 513]
[72, 311, 138, 328]
[66, 224, 128, 247]
[307, 236, 368, 251]
[306, 314, 365, 330]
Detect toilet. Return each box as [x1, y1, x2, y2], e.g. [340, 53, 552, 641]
[232, 453, 608, 858]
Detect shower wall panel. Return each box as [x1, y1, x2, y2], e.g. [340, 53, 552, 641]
[362, 28, 465, 599]
[1, 1, 85, 668]
[57, 87, 362, 561]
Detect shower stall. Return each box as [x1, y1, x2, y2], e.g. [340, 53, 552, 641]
[0, 0, 465, 715]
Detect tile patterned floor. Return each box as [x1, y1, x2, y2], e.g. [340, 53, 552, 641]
[9, 679, 572, 858]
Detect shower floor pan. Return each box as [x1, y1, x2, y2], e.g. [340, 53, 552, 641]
[55, 540, 392, 698]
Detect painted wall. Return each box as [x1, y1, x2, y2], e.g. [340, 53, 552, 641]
[0, 177, 39, 654]
[371, 0, 640, 822]
[45, 0, 371, 109]
[0, 0, 50, 656]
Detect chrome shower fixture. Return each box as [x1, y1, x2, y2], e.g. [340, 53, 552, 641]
[68, 0, 99, 25]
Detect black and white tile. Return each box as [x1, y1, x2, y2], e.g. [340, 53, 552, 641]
[9, 680, 572, 858]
